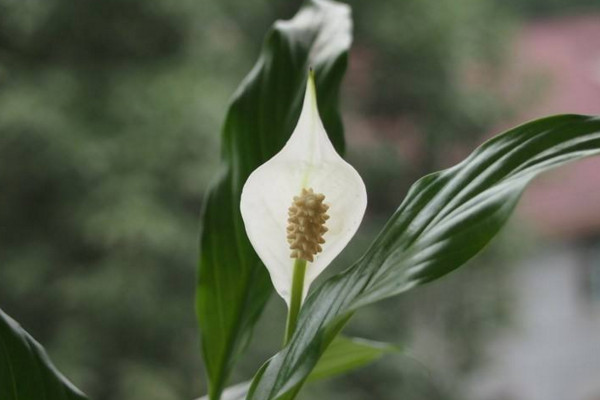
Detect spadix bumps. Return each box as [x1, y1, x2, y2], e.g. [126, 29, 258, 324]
[240, 72, 367, 306]
[287, 188, 329, 262]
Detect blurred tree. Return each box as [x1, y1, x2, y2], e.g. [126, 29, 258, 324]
[0, 0, 241, 398]
[501, 0, 600, 16]
[348, 0, 514, 180]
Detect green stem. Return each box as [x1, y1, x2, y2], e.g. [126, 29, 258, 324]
[284, 258, 307, 345]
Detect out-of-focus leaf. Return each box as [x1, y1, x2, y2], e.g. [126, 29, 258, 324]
[196, 336, 395, 400]
[197, 382, 251, 400]
[0, 307, 87, 400]
[247, 115, 600, 399]
[307, 336, 398, 382]
[196, 0, 352, 399]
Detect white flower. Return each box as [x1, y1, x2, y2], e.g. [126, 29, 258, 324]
[240, 72, 367, 307]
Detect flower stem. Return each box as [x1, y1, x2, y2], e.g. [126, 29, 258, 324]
[284, 258, 307, 345]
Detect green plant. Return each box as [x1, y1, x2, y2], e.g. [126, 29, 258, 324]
[2, 1, 600, 400]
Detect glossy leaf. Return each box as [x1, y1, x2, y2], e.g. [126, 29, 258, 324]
[0, 307, 87, 400]
[196, 0, 352, 398]
[247, 115, 600, 399]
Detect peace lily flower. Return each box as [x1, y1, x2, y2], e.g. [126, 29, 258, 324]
[240, 71, 367, 341]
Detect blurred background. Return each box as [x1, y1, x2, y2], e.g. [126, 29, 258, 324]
[1, 0, 599, 399]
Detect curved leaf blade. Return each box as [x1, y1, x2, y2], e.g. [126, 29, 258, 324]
[247, 115, 600, 399]
[196, 1, 352, 398]
[0, 308, 87, 400]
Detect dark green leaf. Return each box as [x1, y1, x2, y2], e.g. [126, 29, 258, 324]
[0, 307, 87, 400]
[247, 115, 600, 399]
[196, 1, 352, 398]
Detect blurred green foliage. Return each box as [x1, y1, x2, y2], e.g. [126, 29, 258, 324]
[502, 0, 600, 16]
[0, 0, 598, 399]
[0, 1, 227, 398]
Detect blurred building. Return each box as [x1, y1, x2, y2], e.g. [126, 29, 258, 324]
[469, 14, 600, 400]
[469, 246, 600, 400]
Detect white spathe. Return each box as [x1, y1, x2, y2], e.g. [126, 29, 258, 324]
[240, 73, 367, 306]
